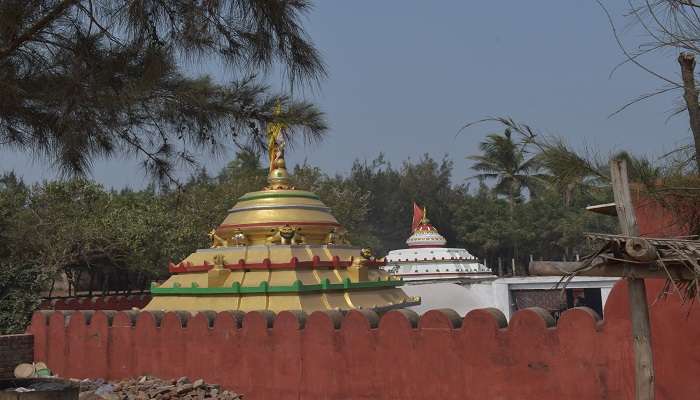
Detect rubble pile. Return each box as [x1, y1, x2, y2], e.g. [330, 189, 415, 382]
[78, 376, 242, 400]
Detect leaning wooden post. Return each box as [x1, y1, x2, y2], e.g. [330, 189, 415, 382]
[610, 159, 655, 400]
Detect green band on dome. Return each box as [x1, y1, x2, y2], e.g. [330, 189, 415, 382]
[150, 277, 402, 295]
[238, 191, 320, 202]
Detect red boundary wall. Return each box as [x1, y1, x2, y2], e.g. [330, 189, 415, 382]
[633, 190, 692, 237]
[38, 294, 151, 311]
[28, 279, 700, 400]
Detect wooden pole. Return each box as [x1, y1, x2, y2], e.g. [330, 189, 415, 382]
[529, 260, 694, 280]
[678, 52, 700, 172]
[610, 159, 655, 400]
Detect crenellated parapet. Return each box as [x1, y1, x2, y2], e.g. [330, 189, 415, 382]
[26, 305, 610, 398]
[31, 304, 583, 332]
[25, 279, 700, 399]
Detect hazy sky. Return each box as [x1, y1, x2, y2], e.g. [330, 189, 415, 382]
[1, 1, 691, 188]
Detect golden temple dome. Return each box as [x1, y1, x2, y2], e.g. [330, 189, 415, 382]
[144, 108, 419, 313]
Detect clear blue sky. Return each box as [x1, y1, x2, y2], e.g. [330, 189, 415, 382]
[1, 1, 691, 188]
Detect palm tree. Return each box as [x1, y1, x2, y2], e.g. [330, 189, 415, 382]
[468, 129, 542, 213]
[534, 139, 607, 207]
[535, 142, 663, 207]
[462, 118, 663, 208]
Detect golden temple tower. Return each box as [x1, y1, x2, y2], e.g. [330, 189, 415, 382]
[144, 108, 419, 313]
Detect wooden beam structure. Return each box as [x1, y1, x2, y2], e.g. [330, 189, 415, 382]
[530, 160, 657, 400]
[530, 260, 694, 280]
[585, 202, 618, 216]
[610, 159, 655, 400]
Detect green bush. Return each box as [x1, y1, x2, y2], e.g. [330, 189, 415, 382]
[0, 261, 50, 334]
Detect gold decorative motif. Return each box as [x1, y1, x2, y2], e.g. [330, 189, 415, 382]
[324, 228, 338, 245]
[208, 229, 228, 248]
[208, 254, 230, 287]
[230, 229, 248, 246]
[266, 224, 305, 245]
[325, 228, 350, 245]
[213, 254, 226, 269]
[360, 247, 374, 261]
[348, 247, 373, 282]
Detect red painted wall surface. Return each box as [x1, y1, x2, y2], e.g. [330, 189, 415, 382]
[633, 191, 691, 237]
[38, 294, 151, 311]
[28, 279, 700, 400]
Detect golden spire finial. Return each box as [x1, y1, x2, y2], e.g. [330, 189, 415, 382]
[267, 101, 286, 173]
[420, 206, 429, 224]
[265, 101, 293, 190]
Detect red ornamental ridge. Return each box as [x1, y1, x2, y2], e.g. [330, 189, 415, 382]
[168, 257, 386, 273]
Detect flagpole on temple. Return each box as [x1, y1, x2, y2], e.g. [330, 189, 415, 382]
[411, 202, 423, 232]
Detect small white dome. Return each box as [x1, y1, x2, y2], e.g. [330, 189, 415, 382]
[406, 222, 447, 248]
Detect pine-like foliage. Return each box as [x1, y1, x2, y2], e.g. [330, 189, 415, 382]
[0, 0, 327, 182]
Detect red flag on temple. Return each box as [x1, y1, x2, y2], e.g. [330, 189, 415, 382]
[411, 202, 423, 232]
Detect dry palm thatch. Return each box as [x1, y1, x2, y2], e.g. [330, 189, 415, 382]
[554, 233, 700, 304]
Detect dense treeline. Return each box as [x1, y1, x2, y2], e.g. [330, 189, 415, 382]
[3, 127, 700, 333]
[0, 141, 615, 328]
[2, 130, 698, 334]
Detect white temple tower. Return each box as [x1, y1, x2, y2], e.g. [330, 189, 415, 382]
[384, 205, 493, 282]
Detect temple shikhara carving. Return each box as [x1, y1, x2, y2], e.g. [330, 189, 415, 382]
[144, 107, 419, 312]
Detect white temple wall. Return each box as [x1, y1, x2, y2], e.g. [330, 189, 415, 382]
[404, 276, 619, 318]
[403, 282, 497, 316]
